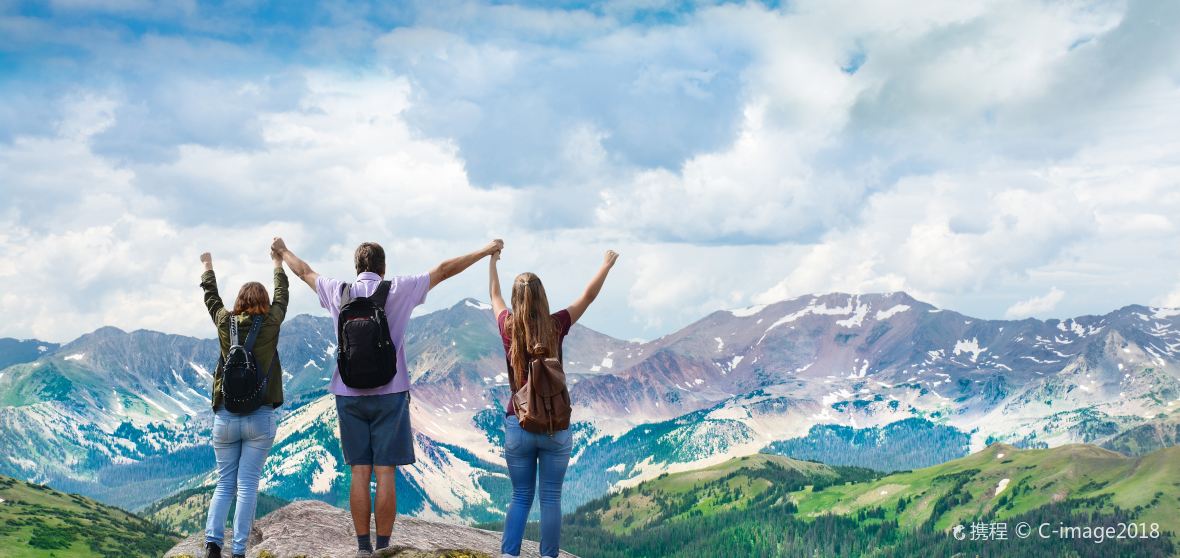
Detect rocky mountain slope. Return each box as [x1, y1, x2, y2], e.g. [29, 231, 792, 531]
[164, 500, 577, 558]
[2, 293, 1180, 524]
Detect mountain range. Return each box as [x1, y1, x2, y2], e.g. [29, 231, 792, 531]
[2, 292, 1179, 525]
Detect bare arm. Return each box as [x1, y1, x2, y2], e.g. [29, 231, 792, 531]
[489, 250, 507, 316]
[429, 239, 503, 290]
[566, 250, 619, 324]
[271, 237, 319, 291]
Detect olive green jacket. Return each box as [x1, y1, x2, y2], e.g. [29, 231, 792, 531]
[200, 267, 288, 410]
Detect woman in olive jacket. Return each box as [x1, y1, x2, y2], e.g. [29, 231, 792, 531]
[198, 250, 288, 558]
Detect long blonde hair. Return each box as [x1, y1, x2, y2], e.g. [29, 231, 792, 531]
[507, 272, 559, 388]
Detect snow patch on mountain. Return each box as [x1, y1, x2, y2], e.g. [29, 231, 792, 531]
[189, 361, 212, 379]
[875, 304, 911, 320]
[464, 300, 493, 311]
[822, 389, 853, 406]
[836, 303, 869, 328]
[729, 304, 766, 318]
[310, 453, 340, 494]
[759, 297, 857, 342]
[953, 338, 986, 362]
[63, 353, 84, 361]
[995, 478, 1010, 496]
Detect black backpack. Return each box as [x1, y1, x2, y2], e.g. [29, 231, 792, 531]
[336, 281, 397, 389]
[220, 315, 270, 414]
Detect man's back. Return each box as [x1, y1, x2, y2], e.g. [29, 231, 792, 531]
[315, 271, 430, 395]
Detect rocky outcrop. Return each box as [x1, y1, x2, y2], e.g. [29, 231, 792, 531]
[164, 500, 578, 558]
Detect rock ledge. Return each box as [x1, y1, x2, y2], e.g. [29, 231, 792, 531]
[164, 500, 578, 558]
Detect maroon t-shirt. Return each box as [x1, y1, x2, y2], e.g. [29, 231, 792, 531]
[498, 308, 573, 416]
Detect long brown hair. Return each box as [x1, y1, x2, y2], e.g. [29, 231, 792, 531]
[232, 282, 271, 316]
[507, 272, 559, 388]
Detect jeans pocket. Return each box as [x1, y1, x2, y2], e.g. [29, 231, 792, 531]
[248, 411, 277, 442]
[551, 428, 573, 451]
[504, 419, 523, 452]
[212, 416, 233, 444]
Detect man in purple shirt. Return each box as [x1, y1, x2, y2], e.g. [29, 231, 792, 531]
[271, 236, 502, 557]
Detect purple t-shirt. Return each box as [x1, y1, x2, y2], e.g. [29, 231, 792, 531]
[316, 271, 430, 396]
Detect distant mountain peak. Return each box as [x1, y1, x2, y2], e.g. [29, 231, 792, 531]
[455, 297, 493, 311]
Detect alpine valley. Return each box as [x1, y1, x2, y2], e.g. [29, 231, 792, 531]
[2, 292, 1180, 531]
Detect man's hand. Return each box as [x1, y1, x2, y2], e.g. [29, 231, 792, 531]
[484, 239, 504, 257]
[271, 248, 283, 268]
[603, 250, 619, 268]
[200, 252, 213, 271]
[430, 239, 505, 290]
[270, 237, 318, 290]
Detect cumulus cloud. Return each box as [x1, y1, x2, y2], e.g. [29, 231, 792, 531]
[1005, 287, 1066, 319]
[3, 0, 1180, 342]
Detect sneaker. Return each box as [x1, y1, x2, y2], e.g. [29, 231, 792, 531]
[204, 542, 222, 558]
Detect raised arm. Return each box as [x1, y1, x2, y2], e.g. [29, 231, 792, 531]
[268, 248, 290, 324]
[489, 250, 507, 316]
[429, 239, 503, 290]
[566, 250, 619, 324]
[271, 237, 319, 291]
[199, 252, 229, 325]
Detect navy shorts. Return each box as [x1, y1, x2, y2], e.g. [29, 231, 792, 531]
[335, 391, 415, 466]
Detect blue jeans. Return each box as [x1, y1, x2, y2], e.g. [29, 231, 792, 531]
[205, 407, 276, 555]
[500, 416, 572, 558]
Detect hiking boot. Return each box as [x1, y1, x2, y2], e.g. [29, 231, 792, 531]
[204, 542, 222, 558]
[356, 551, 373, 557]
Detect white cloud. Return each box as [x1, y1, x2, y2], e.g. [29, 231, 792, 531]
[3, 0, 1180, 343]
[1005, 287, 1066, 319]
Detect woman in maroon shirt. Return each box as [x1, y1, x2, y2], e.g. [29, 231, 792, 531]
[488, 248, 619, 558]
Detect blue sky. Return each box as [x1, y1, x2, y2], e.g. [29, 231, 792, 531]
[2, 0, 1180, 342]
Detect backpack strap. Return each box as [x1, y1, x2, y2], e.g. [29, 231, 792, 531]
[339, 282, 354, 308]
[243, 315, 264, 352]
[229, 314, 239, 345]
[369, 280, 392, 309]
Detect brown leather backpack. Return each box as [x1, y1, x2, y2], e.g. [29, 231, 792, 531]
[510, 345, 572, 434]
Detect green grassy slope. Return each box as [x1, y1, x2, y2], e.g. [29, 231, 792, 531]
[142, 485, 290, 535]
[579, 453, 877, 535]
[790, 443, 1180, 532]
[554, 445, 1179, 558]
[0, 475, 178, 558]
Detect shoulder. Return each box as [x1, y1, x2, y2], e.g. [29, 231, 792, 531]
[553, 309, 572, 335]
[393, 273, 430, 290]
[316, 275, 346, 295]
[388, 273, 430, 304]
